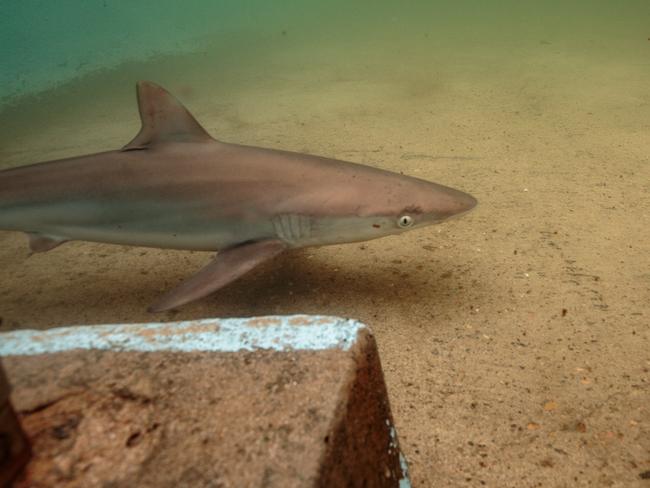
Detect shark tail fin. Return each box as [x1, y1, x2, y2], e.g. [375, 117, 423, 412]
[122, 81, 213, 151]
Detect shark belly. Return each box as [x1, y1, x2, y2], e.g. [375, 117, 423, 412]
[0, 199, 277, 251]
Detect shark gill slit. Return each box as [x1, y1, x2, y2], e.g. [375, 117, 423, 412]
[271, 215, 288, 244]
[284, 215, 293, 241]
[289, 215, 301, 243]
[272, 214, 310, 246]
[299, 214, 310, 242]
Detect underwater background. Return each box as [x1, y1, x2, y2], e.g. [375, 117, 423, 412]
[1, 1, 649, 486]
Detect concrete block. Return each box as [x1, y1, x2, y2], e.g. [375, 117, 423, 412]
[0, 316, 410, 487]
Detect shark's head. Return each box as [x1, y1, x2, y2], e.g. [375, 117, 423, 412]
[299, 166, 477, 246]
[387, 176, 478, 229]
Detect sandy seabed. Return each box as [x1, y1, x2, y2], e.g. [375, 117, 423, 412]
[1, 32, 649, 487]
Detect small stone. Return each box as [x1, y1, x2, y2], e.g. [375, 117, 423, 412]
[543, 401, 558, 411]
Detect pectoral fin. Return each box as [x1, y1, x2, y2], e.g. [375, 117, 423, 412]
[27, 233, 67, 253]
[149, 240, 286, 313]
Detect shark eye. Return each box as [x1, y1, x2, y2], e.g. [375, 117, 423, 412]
[398, 215, 414, 228]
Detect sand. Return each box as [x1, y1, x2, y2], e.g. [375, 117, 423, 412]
[1, 18, 649, 486]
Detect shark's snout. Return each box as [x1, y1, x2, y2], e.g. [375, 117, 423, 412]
[453, 189, 478, 215]
[441, 189, 477, 222]
[420, 183, 477, 222]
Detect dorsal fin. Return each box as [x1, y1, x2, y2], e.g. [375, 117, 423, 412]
[122, 81, 212, 150]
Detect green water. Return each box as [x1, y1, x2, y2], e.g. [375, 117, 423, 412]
[2, 1, 649, 113]
[2, 0, 649, 165]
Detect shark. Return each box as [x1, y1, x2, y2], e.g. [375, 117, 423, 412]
[0, 81, 477, 312]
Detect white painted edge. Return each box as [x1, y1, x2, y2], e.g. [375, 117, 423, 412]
[387, 418, 413, 488]
[0, 315, 366, 356]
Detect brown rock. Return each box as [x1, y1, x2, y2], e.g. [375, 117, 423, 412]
[1, 317, 408, 487]
[0, 361, 31, 487]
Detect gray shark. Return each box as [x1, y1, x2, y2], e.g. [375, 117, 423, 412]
[0, 81, 477, 312]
